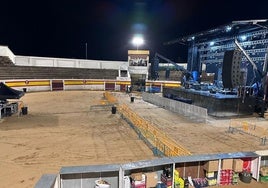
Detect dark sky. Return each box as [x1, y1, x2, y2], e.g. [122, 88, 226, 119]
[1, 0, 267, 62]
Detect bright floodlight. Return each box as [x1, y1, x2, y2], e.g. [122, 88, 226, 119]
[225, 26, 232, 32]
[240, 35, 247, 41]
[132, 36, 144, 49]
[209, 41, 215, 46]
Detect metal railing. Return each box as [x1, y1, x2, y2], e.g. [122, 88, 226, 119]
[228, 119, 268, 145]
[103, 91, 191, 156]
[142, 92, 207, 122]
[118, 104, 191, 157]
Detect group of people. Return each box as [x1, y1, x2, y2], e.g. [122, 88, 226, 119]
[129, 58, 147, 66]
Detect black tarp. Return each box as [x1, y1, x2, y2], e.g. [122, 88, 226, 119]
[0, 82, 24, 100]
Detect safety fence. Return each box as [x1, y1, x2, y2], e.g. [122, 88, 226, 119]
[103, 91, 118, 104]
[118, 104, 191, 157]
[103, 91, 191, 157]
[142, 92, 207, 122]
[89, 91, 118, 112]
[228, 119, 268, 145]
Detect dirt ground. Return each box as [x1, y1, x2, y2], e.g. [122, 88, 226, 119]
[0, 91, 156, 188]
[0, 90, 267, 188]
[120, 93, 268, 155]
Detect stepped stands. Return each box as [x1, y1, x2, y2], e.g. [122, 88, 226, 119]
[156, 70, 183, 81]
[0, 58, 118, 80]
[0, 56, 14, 66]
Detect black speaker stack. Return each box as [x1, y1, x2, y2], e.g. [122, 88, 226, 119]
[222, 50, 242, 88]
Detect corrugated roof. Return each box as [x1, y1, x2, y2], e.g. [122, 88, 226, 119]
[60, 164, 121, 175]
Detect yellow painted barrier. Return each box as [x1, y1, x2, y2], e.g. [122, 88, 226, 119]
[5, 80, 50, 87]
[118, 103, 191, 156]
[98, 92, 191, 156]
[103, 91, 118, 104]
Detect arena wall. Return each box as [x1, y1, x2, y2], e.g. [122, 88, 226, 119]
[0, 46, 15, 63]
[15, 55, 128, 70]
[2, 79, 180, 93]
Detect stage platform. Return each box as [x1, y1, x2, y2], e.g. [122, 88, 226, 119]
[163, 87, 256, 117]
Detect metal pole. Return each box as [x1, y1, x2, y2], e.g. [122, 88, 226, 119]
[85, 43, 88, 59]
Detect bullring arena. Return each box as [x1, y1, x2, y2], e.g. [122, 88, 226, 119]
[0, 46, 268, 188]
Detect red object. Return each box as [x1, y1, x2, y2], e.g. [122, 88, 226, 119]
[161, 174, 172, 186]
[242, 158, 251, 172]
[132, 182, 146, 188]
[220, 170, 233, 185]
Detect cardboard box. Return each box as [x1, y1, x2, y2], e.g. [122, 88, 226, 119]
[260, 166, 268, 176]
[203, 160, 219, 172]
[232, 159, 243, 172]
[205, 171, 216, 178]
[131, 172, 144, 181]
[222, 159, 233, 170]
[145, 172, 158, 188]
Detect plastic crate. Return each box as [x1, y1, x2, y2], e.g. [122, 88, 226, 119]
[260, 175, 268, 183]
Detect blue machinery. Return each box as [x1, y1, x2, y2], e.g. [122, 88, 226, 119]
[152, 52, 189, 81]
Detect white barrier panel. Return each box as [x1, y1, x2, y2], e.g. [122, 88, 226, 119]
[79, 60, 101, 69]
[15, 55, 128, 70]
[142, 92, 207, 122]
[0, 46, 15, 63]
[128, 66, 148, 74]
[57, 59, 77, 68]
[64, 85, 105, 91]
[13, 86, 50, 92]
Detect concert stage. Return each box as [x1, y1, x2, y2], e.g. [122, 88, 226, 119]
[163, 87, 256, 117]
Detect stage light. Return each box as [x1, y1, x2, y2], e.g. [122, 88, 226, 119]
[226, 26, 232, 32]
[132, 36, 144, 50]
[240, 35, 247, 41]
[209, 41, 215, 46]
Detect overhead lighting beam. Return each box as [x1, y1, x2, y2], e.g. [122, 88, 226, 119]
[232, 19, 268, 24]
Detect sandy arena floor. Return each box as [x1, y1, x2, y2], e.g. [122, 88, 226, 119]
[0, 90, 267, 188]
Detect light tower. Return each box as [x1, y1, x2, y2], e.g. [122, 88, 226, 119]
[132, 36, 144, 50]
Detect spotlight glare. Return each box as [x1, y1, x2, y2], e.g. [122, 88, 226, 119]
[132, 36, 144, 46]
[240, 35, 247, 41]
[226, 26, 232, 32]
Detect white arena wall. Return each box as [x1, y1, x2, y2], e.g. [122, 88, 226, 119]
[1, 45, 150, 80]
[0, 46, 16, 63]
[15, 55, 128, 70]
[0, 45, 127, 70]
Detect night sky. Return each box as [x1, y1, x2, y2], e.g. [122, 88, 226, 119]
[1, 0, 267, 62]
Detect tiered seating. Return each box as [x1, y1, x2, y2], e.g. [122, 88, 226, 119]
[0, 61, 118, 80]
[0, 56, 14, 67]
[156, 70, 183, 81]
